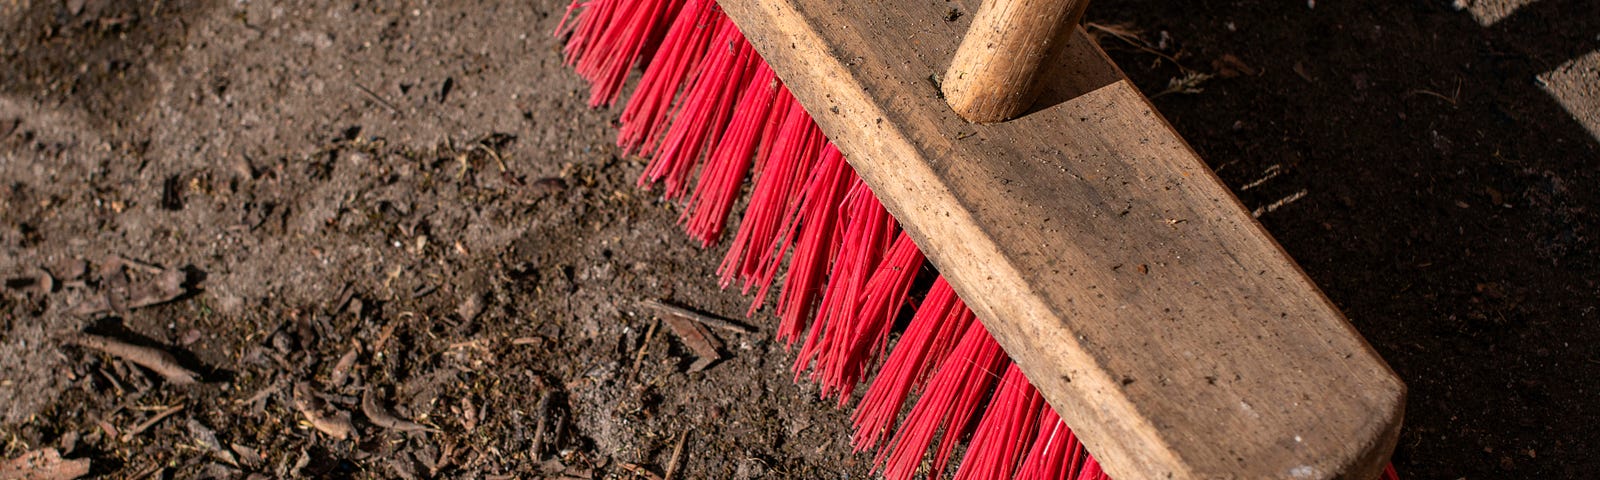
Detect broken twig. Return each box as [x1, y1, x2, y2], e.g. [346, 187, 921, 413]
[530, 390, 565, 459]
[120, 404, 184, 442]
[630, 319, 660, 379]
[638, 299, 754, 334]
[664, 429, 690, 480]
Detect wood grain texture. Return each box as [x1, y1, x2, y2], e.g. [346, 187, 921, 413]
[718, 0, 1405, 478]
[943, 0, 1091, 122]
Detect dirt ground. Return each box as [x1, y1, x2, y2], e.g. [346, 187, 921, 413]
[1, 0, 1595, 478]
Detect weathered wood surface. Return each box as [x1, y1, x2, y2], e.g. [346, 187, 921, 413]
[718, 1, 1405, 478]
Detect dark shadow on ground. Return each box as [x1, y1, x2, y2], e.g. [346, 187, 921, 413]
[0, 0, 219, 130]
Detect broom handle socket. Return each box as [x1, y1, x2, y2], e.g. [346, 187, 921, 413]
[943, 0, 1092, 123]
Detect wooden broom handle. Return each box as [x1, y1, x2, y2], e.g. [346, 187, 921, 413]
[943, 0, 1092, 123]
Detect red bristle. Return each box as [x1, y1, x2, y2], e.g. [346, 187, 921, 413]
[813, 230, 925, 403]
[1383, 464, 1400, 480]
[588, 0, 674, 107]
[553, 0, 585, 38]
[719, 96, 824, 313]
[795, 180, 899, 399]
[616, 0, 720, 155]
[852, 233, 927, 361]
[556, 0, 612, 60]
[716, 88, 806, 288]
[559, 0, 679, 108]
[680, 64, 781, 246]
[638, 18, 756, 199]
[878, 320, 1009, 480]
[772, 145, 854, 345]
[1016, 408, 1088, 480]
[1076, 456, 1110, 480]
[851, 278, 973, 452]
[920, 302, 980, 387]
[953, 364, 1047, 480]
[746, 88, 793, 175]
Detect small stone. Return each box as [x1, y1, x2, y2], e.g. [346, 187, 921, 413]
[457, 291, 484, 322]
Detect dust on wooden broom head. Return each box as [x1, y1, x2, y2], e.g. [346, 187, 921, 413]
[555, 1, 1402, 479]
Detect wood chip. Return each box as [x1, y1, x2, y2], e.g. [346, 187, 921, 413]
[655, 310, 722, 372]
[70, 263, 187, 316]
[94, 420, 118, 439]
[329, 343, 360, 387]
[457, 291, 485, 322]
[459, 396, 478, 431]
[229, 444, 264, 468]
[186, 418, 238, 466]
[67, 334, 199, 385]
[1211, 53, 1259, 78]
[361, 389, 435, 433]
[292, 382, 354, 440]
[0, 449, 90, 480]
[372, 322, 399, 352]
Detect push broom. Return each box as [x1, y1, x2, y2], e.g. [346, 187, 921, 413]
[555, 0, 1406, 478]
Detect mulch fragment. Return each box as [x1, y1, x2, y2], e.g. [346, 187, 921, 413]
[70, 257, 189, 316]
[186, 418, 238, 466]
[0, 449, 90, 480]
[362, 389, 434, 433]
[292, 382, 355, 440]
[66, 334, 199, 385]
